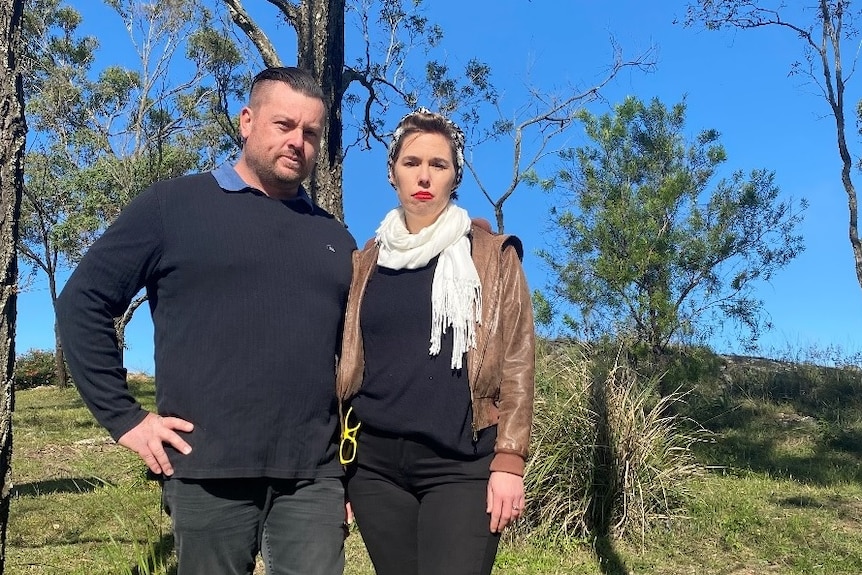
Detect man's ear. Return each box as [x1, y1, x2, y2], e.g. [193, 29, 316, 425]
[471, 217, 493, 233]
[238, 106, 252, 140]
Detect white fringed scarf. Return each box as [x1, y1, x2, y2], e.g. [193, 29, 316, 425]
[375, 203, 481, 369]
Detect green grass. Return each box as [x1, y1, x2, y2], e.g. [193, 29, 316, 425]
[8, 351, 862, 574]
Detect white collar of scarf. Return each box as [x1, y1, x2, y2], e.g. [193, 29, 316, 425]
[375, 203, 481, 369]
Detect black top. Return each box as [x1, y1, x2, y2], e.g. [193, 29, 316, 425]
[55, 168, 357, 479]
[351, 256, 495, 458]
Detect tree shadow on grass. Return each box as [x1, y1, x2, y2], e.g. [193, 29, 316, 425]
[586, 369, 632, 575]
[13, 529, 177, 573]
[12, 476, 111, 497]
[593, 536, 629, 575]
[698, 432, 862, 484]
[773, 491, 862, 524]
[692, 404, 862, 485]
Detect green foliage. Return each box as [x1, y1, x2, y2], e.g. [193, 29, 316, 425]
[531, 290, 553, 328]
[19, 0, 251, 346]
[539, 95, 806, 360]
[14, 349, 60, 390]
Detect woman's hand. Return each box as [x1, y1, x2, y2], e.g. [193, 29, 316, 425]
[486, 471, 525, 533]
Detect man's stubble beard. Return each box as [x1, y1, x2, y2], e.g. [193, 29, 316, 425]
[254, 154, 312, 195]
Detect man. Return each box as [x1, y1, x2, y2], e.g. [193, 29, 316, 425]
[55, 67, 356, 575]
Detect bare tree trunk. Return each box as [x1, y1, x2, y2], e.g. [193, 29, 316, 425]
[295, 0, 346, 221]
[114, 293, 148, 364]
[0, 0, 25, 570]
[684, 0, 862, 294]
[819, 1, 862, 295]
[48, 274, 67, 386]
[226, 0, 347, 221]
[52, 328, 66, 386]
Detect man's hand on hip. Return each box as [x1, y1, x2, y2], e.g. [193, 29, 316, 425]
[118, 411, 194, 476]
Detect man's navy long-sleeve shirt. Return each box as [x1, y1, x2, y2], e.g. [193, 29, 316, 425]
[55, 168, 357, 479]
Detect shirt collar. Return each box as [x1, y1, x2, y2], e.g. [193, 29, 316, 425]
[211, 163, 314, 210]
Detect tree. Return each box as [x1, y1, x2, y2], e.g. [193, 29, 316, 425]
[218, 0, 654, 230]
[20, 0, 244, 367]
[538, 96, 806, 369]
[18, 153, 78, 385]
[465, 40, 655, 232]
[223, 0, 348, 218]
[221, 0, 493, 219]
[0, 0, 25, 567]
[19, 0, 98, 385]
[682, 1, 862, 294]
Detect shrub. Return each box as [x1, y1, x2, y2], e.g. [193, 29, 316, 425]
[520, 341, 705, 543]
[15, 349, 59, 390]
[590, 360, 704, 541]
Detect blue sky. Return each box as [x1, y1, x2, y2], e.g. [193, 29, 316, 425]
[17, 1, 862, 373]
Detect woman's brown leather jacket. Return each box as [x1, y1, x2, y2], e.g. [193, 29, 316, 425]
[336, 225, 535, 475]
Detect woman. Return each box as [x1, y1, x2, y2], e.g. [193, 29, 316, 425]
[336, 108, 535, 575]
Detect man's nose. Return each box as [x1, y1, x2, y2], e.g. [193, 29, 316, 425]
[286, 127, 304, 150]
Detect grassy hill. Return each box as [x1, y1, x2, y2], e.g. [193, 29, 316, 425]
[7, 346, 862, 574]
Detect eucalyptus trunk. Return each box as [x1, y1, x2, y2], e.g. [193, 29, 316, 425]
[0, 0, 25, 569]
[48, 274, 67, 386]
[227, 0, 347, 220]
[295, 0, 346, 221]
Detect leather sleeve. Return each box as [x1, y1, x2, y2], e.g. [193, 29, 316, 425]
[489, 241, 535, 475]
[336, 248, 369, 401]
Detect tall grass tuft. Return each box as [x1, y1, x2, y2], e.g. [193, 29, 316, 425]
[589, 357, 704, 541]
[105, 511, 174, 575]
[518, 341, 594, 541]
[520, 341, 704, 544]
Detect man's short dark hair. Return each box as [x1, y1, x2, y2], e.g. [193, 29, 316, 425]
[250, 66, 326, 106]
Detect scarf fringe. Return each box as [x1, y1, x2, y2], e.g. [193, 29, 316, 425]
[430, 280, 482, 370]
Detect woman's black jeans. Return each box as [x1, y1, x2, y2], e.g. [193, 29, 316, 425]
[347, 429, 500, 575]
